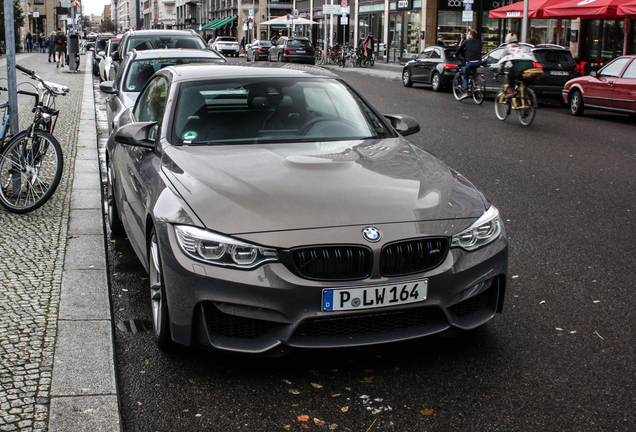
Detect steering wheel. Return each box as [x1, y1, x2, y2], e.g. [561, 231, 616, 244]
[299, 117, 333, 136]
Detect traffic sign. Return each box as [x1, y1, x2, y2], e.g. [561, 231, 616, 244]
[248, 8, 254, 17]
[341, 0, 348, 7]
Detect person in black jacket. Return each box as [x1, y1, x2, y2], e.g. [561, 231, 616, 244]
[455, 29, 482, 100]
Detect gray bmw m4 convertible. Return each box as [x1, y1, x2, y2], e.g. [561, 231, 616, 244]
[106, 63, 508, 354]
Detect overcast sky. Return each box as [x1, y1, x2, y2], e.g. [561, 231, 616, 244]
[84, 0, 111, 16]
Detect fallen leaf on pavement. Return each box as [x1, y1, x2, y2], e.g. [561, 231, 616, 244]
[420, 409, 434, 416]
[311, 383, 323, 388]
[329, 425, 338, 430]
[314, 418, 325, 426]
[341, 406, 349, 412]
[289, 389, 300, 395]
[298, 415, 309, 422]
[283, 425, 291, 430]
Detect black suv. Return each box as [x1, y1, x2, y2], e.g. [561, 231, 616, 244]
[92, 33, 114, 76]
[477, 43, 581, 99]
[268, 37, 315, 64]
[112, 29, 207, 75]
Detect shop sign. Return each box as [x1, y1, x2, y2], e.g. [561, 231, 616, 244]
[397, 0, 411, 9]
[33, 12, 40, 18]
[440, 0, 463, 9]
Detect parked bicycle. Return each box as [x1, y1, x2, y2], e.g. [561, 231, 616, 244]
[494, 79, 537, 126]
[0, 64, 69, 213]
[452, 65, 486, 104]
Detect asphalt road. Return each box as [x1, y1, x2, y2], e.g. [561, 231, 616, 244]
[99, 65, 635, 431]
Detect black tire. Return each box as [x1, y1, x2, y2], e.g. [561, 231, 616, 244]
[149, 227, 173, 350]
[402, 68, 413, 87]
[494, 90, 510, 121]
[518, 88, 537, 126]
[431, 72, 442, 92]
[472, 75, 486, 104]
[360, 57, 368, 68]
[0, 129, 63, 213]
[452, 72, 464, 100]
[267, 52, 272, 62]
[569, 90, 585, 116]
[107, 160, 125, 236]
[278, 53, 282, 62]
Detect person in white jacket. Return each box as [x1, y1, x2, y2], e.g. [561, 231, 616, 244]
[497, 35, 538, 98]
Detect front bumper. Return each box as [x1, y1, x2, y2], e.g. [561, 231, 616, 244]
[156, 222, 508, 355]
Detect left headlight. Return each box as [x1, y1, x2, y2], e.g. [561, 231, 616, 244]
[451, 205, 503, 251]
[174, 225, 278, 268]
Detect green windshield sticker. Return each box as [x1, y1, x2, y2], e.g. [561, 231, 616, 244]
[183, 131, 198, 140]
[128, 85, 136, 91]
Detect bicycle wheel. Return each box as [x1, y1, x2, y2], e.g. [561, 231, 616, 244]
[360, 56, 368, 68]
[452, 72, 464, 100]
[472, 75, 486, 105]
[517, 88, 537, 126]
[494, 90, 510, 121]
[0, 129, 63, 213]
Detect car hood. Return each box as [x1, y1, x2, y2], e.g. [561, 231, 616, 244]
[161, 137, 487, 235]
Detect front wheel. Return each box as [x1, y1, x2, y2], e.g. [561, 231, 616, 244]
[0, 129, 63, 213]
[403, 68, 413, 87]
[149, 227, 173, 350]
[494, 90, 511, 121]
[472, 75, 486, 104]
[569, 90, 585, 116]
[360, 57, 368, 68]
[452, 72, 464, 100]
[518, 88, 537, 126]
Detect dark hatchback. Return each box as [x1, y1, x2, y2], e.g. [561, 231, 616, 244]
[402, 46, 462, 92]
[478, 44, 581, 99]
[268, 37, 315, 64]
[246, 40, 272, 62]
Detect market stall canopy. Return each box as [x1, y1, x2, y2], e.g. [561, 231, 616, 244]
[489, 0, 569, 18]
[261, 16, 318, 25]
[617, 0, 636, 15]
[543, 0, 626, 18]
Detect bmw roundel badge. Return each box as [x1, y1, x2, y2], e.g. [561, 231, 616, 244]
[362, 227, 381, 243]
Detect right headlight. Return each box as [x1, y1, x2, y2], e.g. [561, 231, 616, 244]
[451, 205, 502, 251]
[174, 225, 278, 268]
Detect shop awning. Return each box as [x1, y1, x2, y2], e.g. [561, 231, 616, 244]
[488, 0, 569, 19]
[203, 16, 237, 30]
[543, 0, 626, 18]
[202, 18, 222, 29]
[261, 15, 318, 25]
[618, 0, 636, 15]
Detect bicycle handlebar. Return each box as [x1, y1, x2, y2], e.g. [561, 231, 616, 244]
[16, 64, 34, 76]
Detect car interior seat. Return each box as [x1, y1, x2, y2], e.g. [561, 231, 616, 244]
[175, 39, 199, 49]
[175, 87, 212, 141]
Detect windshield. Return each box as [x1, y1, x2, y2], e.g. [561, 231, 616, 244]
[124, 57, 225, 92]
[96, 38, 110, 51]
[288, 39, 312, 48]
[127, 36, 206, 51]
[172, 78, 394, 145]
[217, 37, 237, 42]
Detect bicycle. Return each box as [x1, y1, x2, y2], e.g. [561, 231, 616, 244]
[494, 79, 537, 126]
[0, 64, 69, 213]
[452, 65, 485, 104]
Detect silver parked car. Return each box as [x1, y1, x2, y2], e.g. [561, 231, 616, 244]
[99, 49, 226, 133]
[106, 64, 508, 354]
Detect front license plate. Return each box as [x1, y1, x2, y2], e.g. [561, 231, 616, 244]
[322, 280, 427, 311]
[550, 70, 569, 76]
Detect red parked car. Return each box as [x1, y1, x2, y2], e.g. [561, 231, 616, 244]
[562, 54, 636, 118]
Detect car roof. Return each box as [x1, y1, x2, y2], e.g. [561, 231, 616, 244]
[161, 64, 337, 83]
[129, 49, 224, 60]
[126, 29, 198, 37]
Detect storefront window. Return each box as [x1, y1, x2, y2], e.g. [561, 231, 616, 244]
[389, 13, 402, 62]
[481, 12, 499, 53]
[585, 19, 624, 61]
[438, 11, 474, 47]
[404, 11, 421, 56]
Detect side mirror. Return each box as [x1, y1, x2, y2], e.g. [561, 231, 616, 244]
[99, 81, 117, 94]
[114, 122, 158, 149]
[98, 51, 106, 57]
[384, 114, 421, 137]
[112, 51, 121, 61]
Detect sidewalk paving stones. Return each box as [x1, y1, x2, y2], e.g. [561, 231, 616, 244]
[0, 54, 119, 431]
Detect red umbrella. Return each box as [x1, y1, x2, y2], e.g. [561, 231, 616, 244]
[489, 0, 570, 18]
[617, 0, 636, 15]
[543, 0, 625, 19]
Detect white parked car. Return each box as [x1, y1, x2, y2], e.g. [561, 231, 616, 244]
[99, 38, 121, 82]
[209, 36, 240, 57]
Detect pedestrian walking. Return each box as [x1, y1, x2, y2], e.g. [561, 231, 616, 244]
[25, 32, 32, 52]
[48, 31, 56, 62]
[241, 36, 246, 52]
[54, 27, 66, 67]
[41, 33, 48, 53]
